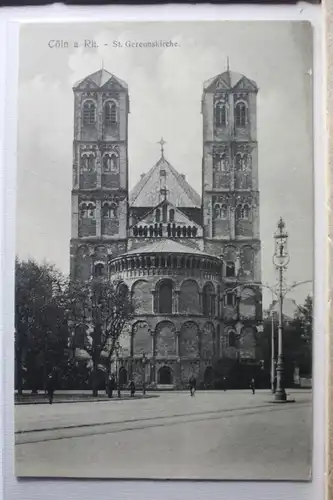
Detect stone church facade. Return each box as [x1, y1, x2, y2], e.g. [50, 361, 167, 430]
[70, 68, 262, 389]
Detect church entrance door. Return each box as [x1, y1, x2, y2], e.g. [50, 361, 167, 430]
[158, 366, 172, 385]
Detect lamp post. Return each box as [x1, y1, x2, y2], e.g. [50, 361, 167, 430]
[273, 217, 290, 402]
[270, 291, 276, 394]
[142, 351, 147, 395]
[115, 341, 120, 397]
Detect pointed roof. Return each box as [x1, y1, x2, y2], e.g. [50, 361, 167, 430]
[73, 69, 128, 90]
[203, 70, 257, 92]
[130, 156, 201, 208]
[123, 239, 212, 257]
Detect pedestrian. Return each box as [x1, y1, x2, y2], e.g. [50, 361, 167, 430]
[222, 376, 227, 392]
[46, 373, 55, 404]
[189, 375, 196, 396]
[250, 377, 255, 395]
[117, 380, 121, 398]
[107, 375, 115, 398]
[129, 379, 136, 397]
[273, 376, 277, 393]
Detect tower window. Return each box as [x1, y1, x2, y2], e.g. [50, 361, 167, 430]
[104, 101, 117, 126]
[235, 153, 243, 170]
[235, 101, 247, 127]
[226, 261, 235, 277]
[169, 209, 175, 222]
[79, 202, 96, 219]
[102, 203, 117, 219]
[236, 204, 251, 220]
[214, 203, 221, 218]
[243, 204, 250, 220]
[81, 154, 95, 172]
[83, 100, 96, 125]
[160, 169, 166, 177]
[215, 101, 228, 127]
[103, 154, 119, 173]
[221, 204, 228, 219]
[156, 208, 161, 223]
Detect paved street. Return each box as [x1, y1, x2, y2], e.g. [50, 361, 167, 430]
[15, 390, 312, 480]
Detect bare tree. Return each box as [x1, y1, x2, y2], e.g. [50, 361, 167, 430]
[65, 278, 132, 396]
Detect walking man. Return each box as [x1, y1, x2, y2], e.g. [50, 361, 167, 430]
[250, 377, 255, 395]
[129, 379, 136, 397]
[107, 375, 115, 398]
[189, 375, 196, 396]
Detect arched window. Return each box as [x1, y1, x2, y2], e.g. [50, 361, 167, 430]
[87, 203, 96, 219]
[214, 203, 221, 218]
[235, 153, 243, 170]
[83, 100, 96, 125]
[236, 204, 243, 219]
[203, 283, 215, 317]
[94, 263, 105, 277]
[103, 155, 111, 172]
[215, 101, 228, 127]
[104, 101, 117, 126]
[156, 208, 161, 223]
[111, 155, 118, 172]
[169, 209, 175, 222]
[243, 204, 250, 220]
[221, 204, 228, 219]
[235, 101, 247, 127]
[220, 154, 229, 172]
[82, 154, 95, 171]
[228, 331, 237, 347]
[80, 203, 88, 218]
[242, 154, 250, 170]
[102, 203, 117, 219]
[157, 280, 173, 314]
[226, 261, 235, 277]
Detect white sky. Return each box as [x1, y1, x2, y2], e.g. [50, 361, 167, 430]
[16, 21, 314, 308]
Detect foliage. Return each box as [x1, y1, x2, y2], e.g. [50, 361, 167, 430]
[65, 278, 133, 396]
[15, 258, 69, 394]
[259, 294, 313, 386]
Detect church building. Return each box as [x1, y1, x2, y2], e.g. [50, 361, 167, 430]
[70, 67, 262, 389]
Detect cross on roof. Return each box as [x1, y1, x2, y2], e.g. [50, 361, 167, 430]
[158, 137, 166, 157]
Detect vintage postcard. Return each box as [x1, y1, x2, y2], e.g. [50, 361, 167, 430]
[15, 21, 313, 480]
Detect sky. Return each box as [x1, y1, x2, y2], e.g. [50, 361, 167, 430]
[16, 21, 314, 308]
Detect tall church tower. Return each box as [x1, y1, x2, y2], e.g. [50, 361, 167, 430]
[202, 68, 262, 354]
[70, 69, 129, 281]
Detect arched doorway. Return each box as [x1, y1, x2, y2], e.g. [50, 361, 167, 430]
[119, 367, 128, 386]
[158, 366, 173, 385]
[204, 366, 214, 387]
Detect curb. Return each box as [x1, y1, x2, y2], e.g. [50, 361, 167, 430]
[15, 395, 159, 405]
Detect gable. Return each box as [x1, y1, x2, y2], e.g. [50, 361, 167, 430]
[232, 76, 258, 92]
[73, 77, 99, 91]
[130, 158, 201, 208]
[101, 76, 127, 92]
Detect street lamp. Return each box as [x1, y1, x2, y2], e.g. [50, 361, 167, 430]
[142, 351, 147, 395]
[273, 217, 290, 402]
[115, 341, 120, 397]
